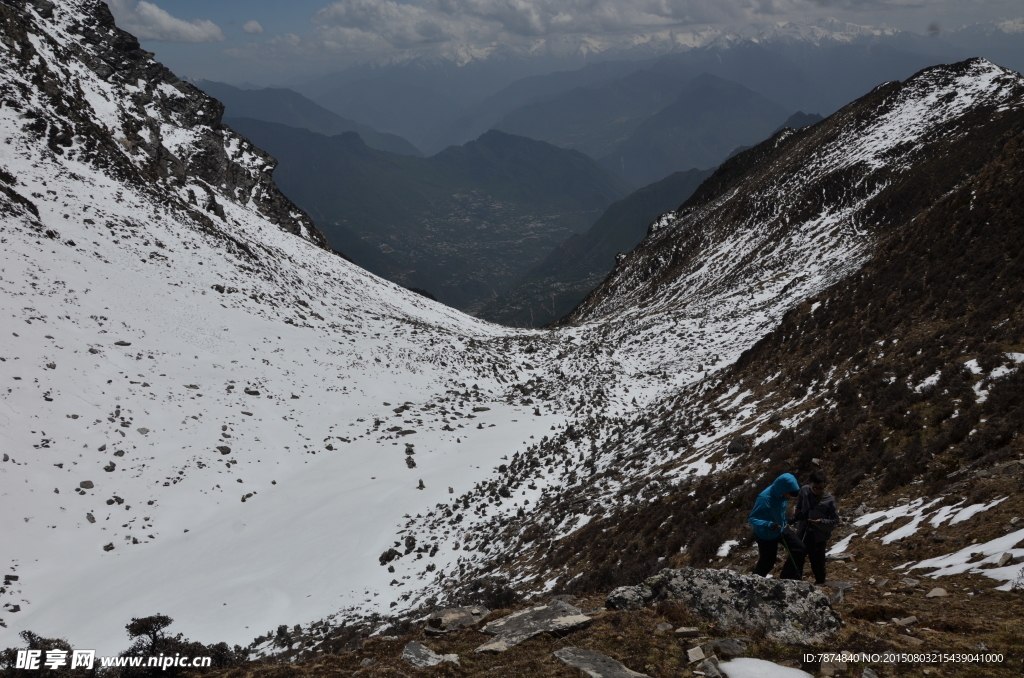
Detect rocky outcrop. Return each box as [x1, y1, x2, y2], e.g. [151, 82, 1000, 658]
[606, 568, 841, 645]
[0, 0, 327, 248]
[554, 647, 650, 678]
[400, 641, 459, 668]
[424, 605, 489, 635]
[475, 600, 592, 653]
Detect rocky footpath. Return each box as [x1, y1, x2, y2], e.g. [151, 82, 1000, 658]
[203, 568, 861, 677]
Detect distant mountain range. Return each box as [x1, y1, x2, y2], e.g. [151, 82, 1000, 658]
[289, 17, 1024, 155]
[223, 120, 633, 313]
[193, 80, 421, 156]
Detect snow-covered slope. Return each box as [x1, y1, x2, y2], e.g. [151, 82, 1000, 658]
[0, 0, 554, 653]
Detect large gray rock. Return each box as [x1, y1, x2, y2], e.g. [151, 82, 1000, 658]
[424, 605, 489, 635]
[603, 568, 841, 645]
[605, 585, 653, 610]
[554, 648, 650, 678]
[401, 641, 459, 668]
[475, 600, 592, 653]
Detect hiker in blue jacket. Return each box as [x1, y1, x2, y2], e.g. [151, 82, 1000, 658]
[748, 472, 806, 579]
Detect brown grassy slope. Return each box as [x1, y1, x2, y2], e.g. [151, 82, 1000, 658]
[477, 100, 1024, 600]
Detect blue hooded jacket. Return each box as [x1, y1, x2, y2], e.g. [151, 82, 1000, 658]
[748, 473, 801, 540]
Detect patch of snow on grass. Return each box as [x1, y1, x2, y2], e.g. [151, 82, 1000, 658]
[909, 527, 1024, 589]
[949, 497, 1007, 525]
[717, 539, 740, 557]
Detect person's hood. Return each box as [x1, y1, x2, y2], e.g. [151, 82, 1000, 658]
[771, 473, 800, 497]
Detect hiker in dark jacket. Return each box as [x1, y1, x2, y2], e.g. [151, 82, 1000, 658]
[794, 470, 840, 585]
[748, 472, 805, 579]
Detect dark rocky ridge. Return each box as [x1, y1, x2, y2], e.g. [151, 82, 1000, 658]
[0, 0, 326, 249]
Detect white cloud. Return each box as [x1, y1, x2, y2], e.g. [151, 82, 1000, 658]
[243, 20, 266, 35]
[107, 0, 226, 43]
[242, 19, 266, 35]
[222, 0, 1024, 70]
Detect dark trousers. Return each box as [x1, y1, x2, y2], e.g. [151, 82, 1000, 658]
[754, 531, 806, 580]
[805, 539, 827, 584]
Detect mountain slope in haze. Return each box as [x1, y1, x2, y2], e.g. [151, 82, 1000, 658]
[302, 56, 582, 156]
[296, 19, 993, 157]
[493, 72, 791, 187]
[599, 74, 791, 186]
[493, 68, 690, 159]
[479, 168, 713, 327]
[224, 120, 634, 314]
[192, 80, 421, 156]
[453, 59, 656, 147]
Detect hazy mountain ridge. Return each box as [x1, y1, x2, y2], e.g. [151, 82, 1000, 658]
[295, 16, 1024, 155]
[192, 80, 422, 157]
[223, 120, 634, 314]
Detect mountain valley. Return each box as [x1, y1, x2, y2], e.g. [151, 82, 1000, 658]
[2, 2, 1024, 676]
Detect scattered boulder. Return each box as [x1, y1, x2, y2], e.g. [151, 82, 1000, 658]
[475, 600, 591, 653]
[217, 446, 231, 455]
[998, 552, 1013, 567]
[424, 606, 489, 635]
[696, 656, 723, 678]
[79, 480, 94, 489]
[900, 578, 920, 590]
[925, 588, 948, 598]
[703, 638, 748, 658]
[401, 641, 458, 668]
[554, 647, 650, 678]
[726, 436, 750, 455]
[674, 627, 700, 638]
[686, 646, 705, 662]
[894, 616, 918, 626]
[653, 622, 673, 635]
[605, 568, 841, 645]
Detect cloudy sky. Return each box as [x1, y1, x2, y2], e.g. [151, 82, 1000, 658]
[107, 0, 1024, 85]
